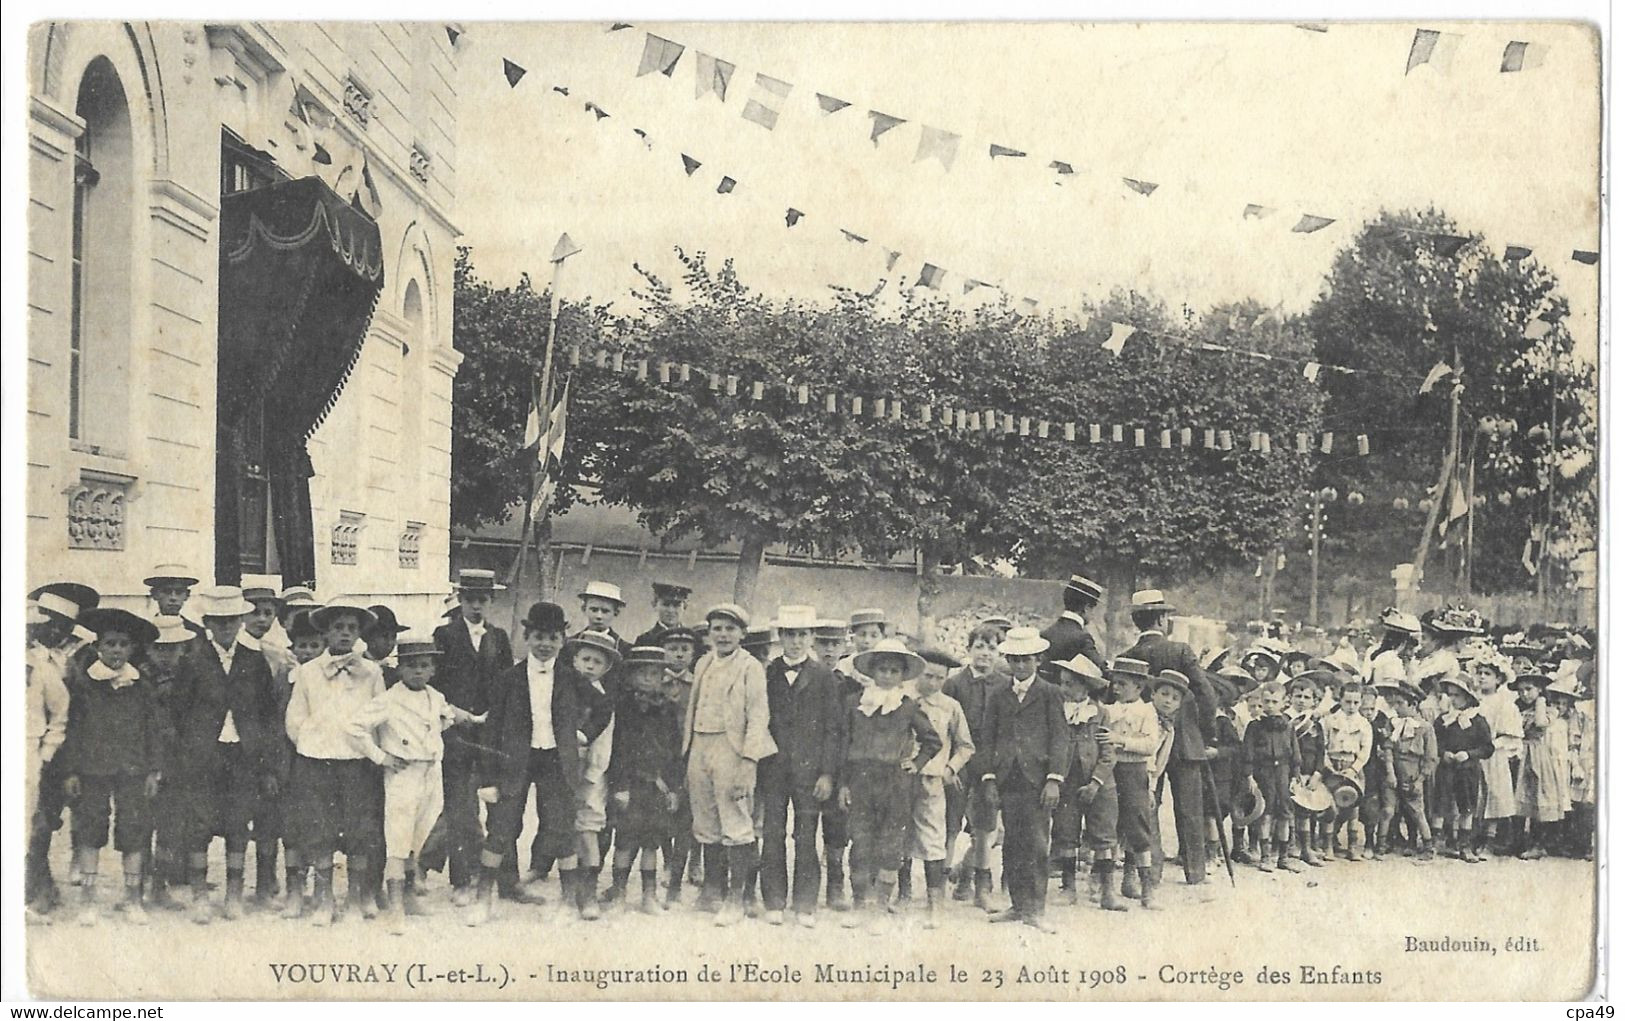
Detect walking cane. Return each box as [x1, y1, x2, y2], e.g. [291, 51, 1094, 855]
[1202, 761, 1237, 888]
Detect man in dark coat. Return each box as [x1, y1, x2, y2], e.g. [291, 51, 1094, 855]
[1038, 574, 1107, 683]
[978, 627, 1071, 932]
[756, 605, 846, 926]
[431, 569, 513, 904]
[633, 581, 693, 647]
[1117, 589, 1219, 887]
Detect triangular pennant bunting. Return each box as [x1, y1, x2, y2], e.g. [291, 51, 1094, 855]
[1242, 204, 1275, 220]
[681, 154, 701, 176]
[1018, 298, 1039, 316]
[1572, 250, 1600, 265]
[632, 128, 652, 149]
[445, 24, 463, 46]
[1049, 161, 1075, 177]
[585, 101, 610, 120]
[608, 22, 634, 32]
[741, 74, 793, 131]
[885, 250, 902, 271]
[552, 85, 570, 96]
[1433, 234, 1471, 257]
[1292, 214, 1336, 233]
[717, 176, 736, 195]
[1123, 178, 1159, 196]
[785, 208, 804, 227]
[502, 59, 527, 88]
[1406, 28, 1463, 74]
[694, 52, 736, 100]
[841, 229, 868, 245]
[1295, 23, 1330, 32]
[915, 263, 945, 290]
[637, 33, 685, 77]
[916, 126, 961, 170]
[1418, 361, 1454, 395]
[989, 144, 1027, 159]
[868, 110, 907, 145]
[816, 93, 851, 114]
[963, 279, 989, 295]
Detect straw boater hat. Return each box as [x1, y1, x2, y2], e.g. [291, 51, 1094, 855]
[651, 581, 692, 601]
[1130, 589, 1175, 614]
[143, 563, 199, 588]
[1049, 653, 1108, 692]
[1324, 770, 1364, 810]
[280, 585, 319, 608]
[853, 637, 926, 681]
[742, 627, 775, 650]
[1107, 657, 1152, 687]
[1436, 675, 1480, 707]
[193, 585, 255, 618]
[813, 619, 849, 640]
[394, 631, 443, 659]
[996, 626, 1050, 658]
[240, 574, 284, 604]
[150, 615, 195, 646]
[1151, 669, 1192, 700]
[770, 605, 820, 631]
[564, 629, 623, 666]
[310, 595, 379, 631]
[1289, 773, 1334, 814]
[978, 614, 1015, 631]
[848, 608, 888, 629]
[80, 607, 159, 645]
[578, 580, 625, 606]
[28, 582, 99, 623]
[1231, 783, 1267, 826]
[452, 568, 507, 593]
[706, 603, 750, 628]
[1065, 574, 1104, 605]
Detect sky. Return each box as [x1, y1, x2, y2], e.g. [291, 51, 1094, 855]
[453, 20, 1600, 351]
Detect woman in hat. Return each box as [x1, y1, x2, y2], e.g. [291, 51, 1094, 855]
[1432, 675, 1494, 862]
[58, 608, 165, 926]
[1367, 609, 1420, 686]
[1512, 673, 1570, 859]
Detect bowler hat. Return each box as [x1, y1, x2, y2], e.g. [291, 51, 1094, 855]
[853, 638, 926, 682]
[287, 610, 320, 640]
[452, 569, 506, 593]
[522, 601, 568, 634]
[80, 607, 159, 645]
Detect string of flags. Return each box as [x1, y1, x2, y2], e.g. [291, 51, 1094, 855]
[502, 24, 1599, 269]
[559, 335, 1376, 459]
[501, 62, 1534, 392]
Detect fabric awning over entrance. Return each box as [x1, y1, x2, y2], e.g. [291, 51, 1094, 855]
[215, 175, 384, 588]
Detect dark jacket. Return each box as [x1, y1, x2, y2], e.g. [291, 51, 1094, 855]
[1290, 714, 1326, 776]
[481, 657, 609, 796]
[432, 616, 514, 717]
[838, 695, 941, 778]
[1241, 712, 1300, 776]
[607, 693, 684, 794]
[1038, 614, 1105, 682]
[980, 678, 1072, 788]
[943, 666, 1010, 783]
[58, 647, 168, 777]
[1119, 630, 1218, 760]
[1434, 713, 1494, 761]
[761, 657, 845, 788]
[168, 637, 283, 779]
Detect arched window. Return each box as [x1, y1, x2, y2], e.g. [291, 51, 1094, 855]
[399, 278, 425, 504]
[69, 57, 134, 453]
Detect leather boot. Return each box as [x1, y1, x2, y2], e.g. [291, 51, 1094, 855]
[1120, 862, 1141, 899]
[639, 870, 661, 914]
[1058, 858, 1078, 906]
[952, 863, 974, 902]
[190, 860, 213, 925]
[403, 871, 428, 916]
[697, 845, 725, 912]
[825, 854, 851, 911]
[895, 859, 913, 905]
[714, 844, 753, 927]
[577, 868, 603, 920]
[1097, 864, 1128, 912]
[465, 866, 497, 927]
[603, 866, 631, 907]
[1137, 866, 1158, 910]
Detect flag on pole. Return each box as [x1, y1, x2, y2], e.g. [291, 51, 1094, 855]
[785, 208, 804, 227]
[1438, 468, 1470, 537]
[445, 24, 464, 46]
[1418, 361, 1454, 394]
[637, 34, 685, 77]
[1102, 321, 1136, 356]
[741, 74, 793, 130]
[528, 378, 571, 523]
[1406, 28, 1463, 74]
[916, 126, 961, 170]
[694, 52, 736, 100]
[868, 110, 907, 145]
[550, 233, 582, 264]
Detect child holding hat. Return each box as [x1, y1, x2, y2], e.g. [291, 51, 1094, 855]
[837, 638, 941, 934]
[283, 596, 388, 925]
[1433, 674, 1494, 861]
[347, 632, 485, 934]
[58, 608, 164, 926]
[1286, 674, 1328, 866]
[979, 627, 1068, 930]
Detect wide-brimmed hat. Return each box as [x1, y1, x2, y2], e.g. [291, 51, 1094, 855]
[1240, 648, 1281, 671]
[658, 625, 701, 646]
[978, 614, 1015, 631]
[239, 573, 284, 604]
[1204, 648, 1230, 672]
[1512, 672, 1554, 691]
[1424, 606, 1486, 638]
[1497, 632, 1544, 660]
[1543, 677, 1585, 702]
[1372, 679, 1410, 701]
[143, 563, 199, 587]
[1130, 589, 1175, 614]
[1151, 669, 1192, 700]
[310, 596, 379, 631]
[366, 605, 410, 636]
[280, 585, 319, 608]
[1217, 665, 1257, 696]
[813, 619, 849, 640]
[286, 609, 321, 640]
[996, 626, 1050, 658]
[1437, 675, 1480, 706]
[395, 631, 443, 659]
[651, 581, 693, 601]
[1287, 671, 1332, 695]
[1049, 653, 1108, 692]
[28, 582, 99, 622]
[80, 607, 159, 645]
[564, 629, 623, 666]
[624, 645, 668, 668]
[452, 568, 506, 593]
[853, 637, 926, 681]
[1107, 657, 1152, 685]
[578, 580, 625, 606]
[1290, 774, 1334, 814]
[1065, 574, 1104, 604]
[521, 601, 568, 634]
[848, 607, 888, 628]
[742, 627, 775, 649]
[150, 615, 195, 646]
[1324, 770, 1364, 810]
[1231, 783, 1267, 826]
[706, 603, 750, 628]
[770, 605, 820, 630]
[1209, 673, 1240, 706]
[194, 585, 255, 618]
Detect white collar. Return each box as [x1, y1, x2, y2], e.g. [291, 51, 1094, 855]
[1061, 610, 1088, 628]
[1139, 628, 1166, 638]
[529, 654, 556, 671]
[780, 655, 809, 669]
[88, 660, 140, 686]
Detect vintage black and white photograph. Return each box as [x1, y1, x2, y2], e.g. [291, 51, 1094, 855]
[11, 12, 1605, 1004]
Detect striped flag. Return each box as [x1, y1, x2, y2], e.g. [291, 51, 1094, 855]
[528, 377, 571, 523]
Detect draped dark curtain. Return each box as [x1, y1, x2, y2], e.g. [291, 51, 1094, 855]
[215, 176, 384, 588]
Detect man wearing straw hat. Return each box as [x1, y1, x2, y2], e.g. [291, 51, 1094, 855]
[1038, 574, 1107, 683]
[432, 569, 511, 904]
[144, 563, 205, 638]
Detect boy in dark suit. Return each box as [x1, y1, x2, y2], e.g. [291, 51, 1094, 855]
[432, 569, 512, 905]
[634, 581, 692, 647]
[757, 606, 845, 928]
[943, 624, 1009, 908]
[1117, 589, 1219, 885]
[979, 627, 1070, 932]
[1038, 574, 1106, 683]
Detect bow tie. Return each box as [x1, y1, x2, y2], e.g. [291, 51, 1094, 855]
[323, 652, 365, 678]
[857, 686, 906, 717]
[88, 660, 140, 689]
[1064, 701, 1098, 726]
[1443, 708, 1477, 727]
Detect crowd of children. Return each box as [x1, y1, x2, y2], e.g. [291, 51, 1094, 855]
[23, 568, 1597, 935]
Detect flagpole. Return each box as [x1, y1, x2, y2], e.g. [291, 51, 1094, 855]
[1411, 345, 1460, 581]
